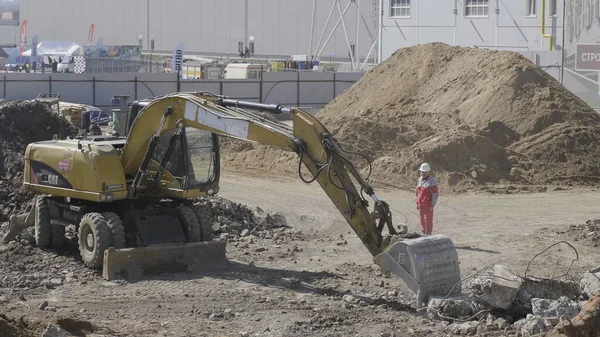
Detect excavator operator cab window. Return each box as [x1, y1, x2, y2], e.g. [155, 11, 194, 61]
[184, 127, 218, 188]
[152, 127, 218, 190]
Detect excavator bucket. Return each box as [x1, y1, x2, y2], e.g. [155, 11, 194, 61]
[102, 241, 228, 281]
[374, 235, 461, 305]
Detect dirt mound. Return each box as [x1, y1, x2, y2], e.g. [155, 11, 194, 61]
[0, 100, 77, 221]
[222, 43, 600, 192]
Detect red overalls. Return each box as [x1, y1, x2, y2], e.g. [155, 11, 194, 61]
[415, 175, 439, 235]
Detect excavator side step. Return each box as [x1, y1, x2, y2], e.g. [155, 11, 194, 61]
[102, 241, 228, 281]
[374, 235, 461, 305]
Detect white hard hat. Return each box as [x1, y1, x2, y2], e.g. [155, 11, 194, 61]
[419, 163, 431, 172]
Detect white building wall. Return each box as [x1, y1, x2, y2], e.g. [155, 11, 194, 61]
[562, 0, 600, 109]
[380, 0, 564, 61]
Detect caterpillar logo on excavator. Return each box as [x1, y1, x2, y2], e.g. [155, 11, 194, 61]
[4, 92, 461, 305]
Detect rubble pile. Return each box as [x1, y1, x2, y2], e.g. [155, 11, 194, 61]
[0, 225, 98, 290]
[0, 100, 77, 221]
[221, 43, 600, 193]
[193, 196, 291, 239]
[424, 264, 592, 336]
[561, 219, 600, 247]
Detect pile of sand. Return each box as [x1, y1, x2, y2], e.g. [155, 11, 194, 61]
[221, 43, 600, 193]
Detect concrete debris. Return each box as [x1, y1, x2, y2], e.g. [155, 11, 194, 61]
[469, 264, 522, 310]
[193, 197, 290, 239]
[0, 238, 97, 290]
[448, 321, 479, 335]
[514, 314, 552, 336]
[267, 212, 288, 228]
[580, 269, 600, 299]
[42, 324, 72, 337]
[531, 296, 580, 319]
[520, 277, 580, 301]
[342, 294, 356, 303]
[565, 219, 600, 247]
[426, 295, 474, 320]
[494, 317, 509, 330]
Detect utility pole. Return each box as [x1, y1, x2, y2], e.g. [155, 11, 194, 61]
[244, 0, 249, 50]
[147, 0, 150, 50]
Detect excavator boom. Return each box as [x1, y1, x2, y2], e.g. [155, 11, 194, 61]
[116, 92, 461, 303]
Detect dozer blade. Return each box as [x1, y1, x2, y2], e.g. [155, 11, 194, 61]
[102, 241, 228, 281]
[374, 234, 461, 305]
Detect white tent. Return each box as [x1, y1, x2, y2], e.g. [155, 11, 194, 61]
[23, 41, 81, 57]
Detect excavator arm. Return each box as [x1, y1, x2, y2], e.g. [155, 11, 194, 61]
[119, 92, 461, 304]
[120, 92, 395, 255]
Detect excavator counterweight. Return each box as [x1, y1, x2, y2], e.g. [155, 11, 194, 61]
[7, 92, 460, 304]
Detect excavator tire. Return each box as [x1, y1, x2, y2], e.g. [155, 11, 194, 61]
[193, 204, 213, 241]
[176, 206, 200, 242]
[102, 212, 126, 249]
[78, 213, 110, 269]
[34, 196, 51, 247]
[51, 224, 66, 248]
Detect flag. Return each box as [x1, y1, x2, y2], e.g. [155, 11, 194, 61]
[19, 20, 28, 57]
[171, 41, 184, 79]
[87, 24, 95, 45]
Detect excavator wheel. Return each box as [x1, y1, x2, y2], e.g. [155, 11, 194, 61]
[176, 206, 200, 242]
[102, 212, 126, 249]
[34, 196, 51, 247]
[78, 212, 110, 269]
[193, 204, 213, 241]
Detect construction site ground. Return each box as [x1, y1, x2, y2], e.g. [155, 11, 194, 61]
[1, 170, 599, 337]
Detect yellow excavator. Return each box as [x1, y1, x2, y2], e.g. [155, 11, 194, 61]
[7, 92, 460, 304]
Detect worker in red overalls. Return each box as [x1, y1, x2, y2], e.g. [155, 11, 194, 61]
[415, 163, 439, 235]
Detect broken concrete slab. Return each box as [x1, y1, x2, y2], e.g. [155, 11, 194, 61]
[267, 212, 288, 228]
[531, 296, 580, 319]
[469, 265, 522, 310]
[580, 269, 600, 299]
[520, 277, 580, 301]
[514, 314, 552, 337]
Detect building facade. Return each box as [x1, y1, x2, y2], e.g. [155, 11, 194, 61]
[563, 0, 600, 108]
[379, 0, 565, 61]
[0, 0, 378, 62]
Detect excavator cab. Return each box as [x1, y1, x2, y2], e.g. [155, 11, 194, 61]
[125, 99, 221, 200]
[147, 126, 220, 198]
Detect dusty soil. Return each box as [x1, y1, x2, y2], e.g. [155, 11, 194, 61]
[1, 173, 599, 337]
[221, 43, 600, 193]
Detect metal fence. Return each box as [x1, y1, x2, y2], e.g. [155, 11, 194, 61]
[0, 71, 364, 113]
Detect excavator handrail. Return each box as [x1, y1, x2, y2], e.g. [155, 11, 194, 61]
[120, 92, 395, 256]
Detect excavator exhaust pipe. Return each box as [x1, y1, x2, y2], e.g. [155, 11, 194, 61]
[375, 235, 462, 305]
[102, 241, 228, 281]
